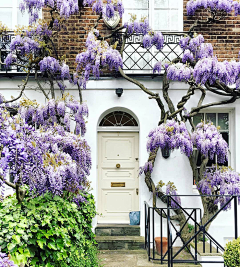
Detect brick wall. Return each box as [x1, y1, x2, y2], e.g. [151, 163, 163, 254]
[183, 0, 240, 61]
[43, 7, 111, 70]
[43, 1, 240, 69]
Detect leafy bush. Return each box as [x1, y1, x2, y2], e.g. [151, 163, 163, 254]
[223, 237, 240, 267]
[0, 193, 99, 267]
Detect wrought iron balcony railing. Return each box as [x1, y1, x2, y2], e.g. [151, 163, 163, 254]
[0, 32, 24, 73]
[0, 31, 185, 74]
[119, 32, 185, 74]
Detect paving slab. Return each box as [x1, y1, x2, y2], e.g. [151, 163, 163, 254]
[98, 250, 202, 267]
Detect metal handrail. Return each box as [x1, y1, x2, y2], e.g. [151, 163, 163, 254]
[144, 195, 239, 265]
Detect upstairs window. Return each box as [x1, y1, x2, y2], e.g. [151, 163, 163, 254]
[0, 0, 29, 29]
[122, 0, 183, 32]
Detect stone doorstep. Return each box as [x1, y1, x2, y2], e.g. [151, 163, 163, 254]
[95, 224, 141, 236]
[95, 236, 145, 250]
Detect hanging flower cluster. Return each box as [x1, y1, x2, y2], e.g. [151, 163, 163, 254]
[146, 120, 193, 157]
[193, 57, 240, 88]
[0, 249, 17, 267]
[180, 34, 213, 61]
[186, 0, 240, 16]
[191, 122, 228, 163]
[198, 166, 240, 210]
[124, 20, 164, 50]
[18, 96, 88, 136]
[39, 57, 71, 81]
[75, 31, 123, 89]
[19, 0, 79, 24]
[167, 63, 193, 82]
[84, 0, 124, 19]
[0, 103, 91, 202]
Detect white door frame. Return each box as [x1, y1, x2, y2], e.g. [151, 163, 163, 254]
[97, 108, 140, 223]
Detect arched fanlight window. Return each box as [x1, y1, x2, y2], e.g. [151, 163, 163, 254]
[99, 111, 138, 127]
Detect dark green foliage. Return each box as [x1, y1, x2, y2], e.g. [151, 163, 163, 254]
[223, 237, 240, 267]
[0, 193, 99, 267]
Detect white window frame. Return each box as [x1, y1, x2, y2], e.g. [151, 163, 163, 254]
[122, 0, 183, 32]
[0, 0, 42, 30]
[148, 0, 183, 32]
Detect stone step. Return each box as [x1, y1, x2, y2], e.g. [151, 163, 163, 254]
[95, 236, 145, 250]
[95, 224, 140, 236]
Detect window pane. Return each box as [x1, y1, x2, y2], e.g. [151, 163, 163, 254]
[0, 1, 13, 7]
[193, 113, 204, 126]
[169, 0, 179, 8]
[154, 10, 168, 31]
[123, 0, 148, 9]
[122, 10, 148, 24]
[154, 0, 168, 8]
[0, 8, 12, 28]
[218, 113, 229, 130]
[206, 113, 216, 125]
[170, 10, 178, 31]
[17, 9, 29, 26]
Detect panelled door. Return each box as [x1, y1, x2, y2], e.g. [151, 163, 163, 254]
[98, 132, 139, 223]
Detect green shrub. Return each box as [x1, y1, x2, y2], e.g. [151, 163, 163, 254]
[0, 193, 100, 267]
[223, 237, 240, 267]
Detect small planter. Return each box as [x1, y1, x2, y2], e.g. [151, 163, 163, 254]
[129, 211, 140, 225]
[155, 237, 168, 255]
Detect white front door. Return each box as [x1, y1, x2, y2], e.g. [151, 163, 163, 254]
[98, 132, 139, 223]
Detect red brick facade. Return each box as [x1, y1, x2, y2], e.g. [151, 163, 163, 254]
[44, 1, 240, 68]
[183, 0, 240, 61]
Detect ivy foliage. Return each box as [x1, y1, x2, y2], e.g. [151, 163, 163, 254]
[0, 193, 99, 267]
[223, 237, 240, 267]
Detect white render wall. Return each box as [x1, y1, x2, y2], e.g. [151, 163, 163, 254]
[1, 76, 240, 248]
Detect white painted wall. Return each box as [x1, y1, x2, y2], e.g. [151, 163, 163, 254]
[1, 76, 240, 249]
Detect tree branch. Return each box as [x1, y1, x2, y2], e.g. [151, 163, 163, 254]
[4, 71, 30, 103]
[35, 71, 49, 99]
[0, 175, 16, 189]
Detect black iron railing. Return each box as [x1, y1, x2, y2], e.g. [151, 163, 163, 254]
[145, 195, 239, 267]
[0, 31, 185, 74]
[115, 32, 185, 73]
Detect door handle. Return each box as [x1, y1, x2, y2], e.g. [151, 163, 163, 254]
[136, 188, 139, 195]
[116, 164, 120, 168]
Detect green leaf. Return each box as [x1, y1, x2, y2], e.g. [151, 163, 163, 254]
[37, 238, 47, 249]
[12, 235, 21, 244]
[16, 228, 25, 235]
[48, 242, 57, 250]
[30, 257, 39, 265]
[7, 242, 16, 251]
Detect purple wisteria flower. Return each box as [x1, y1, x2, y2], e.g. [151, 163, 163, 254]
[153, 61, 162, 74]
[75, 31, 123, 89]
[146, 119, 193, 157]
[187, 0, 234, 16]
[19, 0, 79, 24]
[0, 102, 92, 204]
[191, 122, 228, 163]
[198, 166, 240, 210]
[167, 63, 193, 82]
[4, 53, 17, 68]
[182, 49, 194, 63]
[0, 249, 17, 267]
[143, 34, 152, 49]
